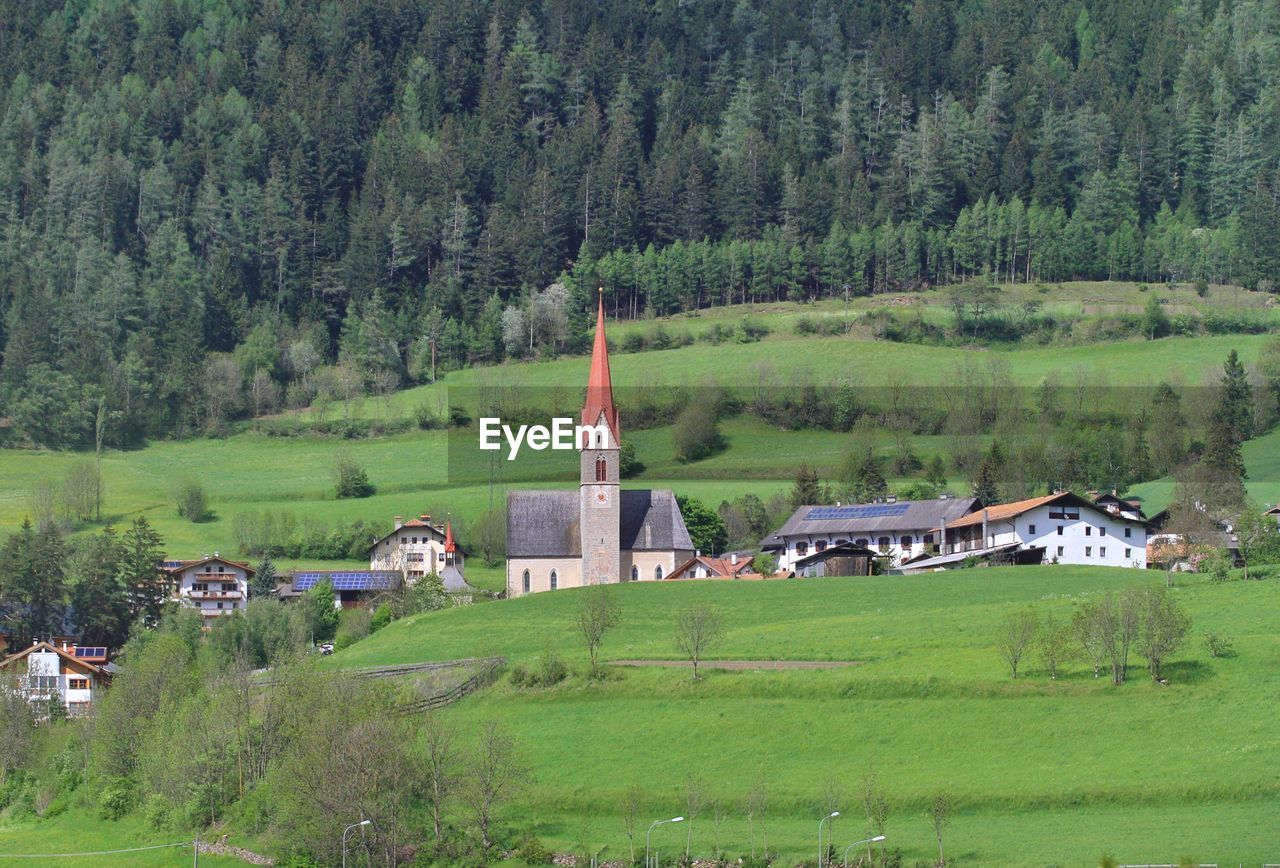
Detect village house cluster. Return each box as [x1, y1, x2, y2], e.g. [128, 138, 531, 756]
[5, 295, 1275, 717]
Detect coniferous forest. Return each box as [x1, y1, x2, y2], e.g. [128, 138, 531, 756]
[2, 0, 1279, 448]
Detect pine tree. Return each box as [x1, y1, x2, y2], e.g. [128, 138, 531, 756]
[250, 555, 279, 599]
[117, 516, 167, 628]
[790, 464, 823, 509]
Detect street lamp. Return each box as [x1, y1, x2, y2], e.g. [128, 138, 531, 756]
[645, 816, 683, 868]
[342, 819, 371, 868]
[818, 811, 840, 868]
[843, 835, 887, 867]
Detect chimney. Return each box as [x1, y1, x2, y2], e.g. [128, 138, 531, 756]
[421, 514, 431, 523]
[213, 551, 219, 558]
[886, 495, 897, 503]
[394, 515, 403, 529]
[731, 553, 739, 566]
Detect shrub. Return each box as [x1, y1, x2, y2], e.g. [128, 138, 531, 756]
[143, 793, 172, 830]
[98, 779, 134, 820]
[173, 477, 210, 522]
[672, 402, 721, 462]
[536, 646, 568, 686]
[514, 833, 555, 865]
[334, 607, 372, 649]
[414, 402, 443, 429]
[370, 602, 392, 633]
[622, 331, 647, 353]
[1203, 632, 1234, 658]
[736, 319, 770, 342]
[333, 449, 374, 498]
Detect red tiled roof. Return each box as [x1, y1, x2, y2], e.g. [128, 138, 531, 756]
[944, 493, 1077, 529]
[670, 554, 754, 579]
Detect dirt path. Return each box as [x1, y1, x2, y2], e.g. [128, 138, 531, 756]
[609, 659, 862, 670]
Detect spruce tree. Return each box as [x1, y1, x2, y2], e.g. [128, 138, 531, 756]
[117, 516, 167, 628]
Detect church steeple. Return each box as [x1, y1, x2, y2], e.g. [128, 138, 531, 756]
[581, 288, 619, 444]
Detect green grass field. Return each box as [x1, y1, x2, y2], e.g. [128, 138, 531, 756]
[0, 812, 243, 866]
[327, 567, 1280, 865]
[0, 281, 1273, 573]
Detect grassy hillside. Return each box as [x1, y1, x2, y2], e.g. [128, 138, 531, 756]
[328, 567, 1280, 865]
[0, 282, 1273, 576]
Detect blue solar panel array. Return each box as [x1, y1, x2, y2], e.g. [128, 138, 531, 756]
[294, 571, 399, 592]
[805, 504, 910, 521]
[74, 646, 107, 658]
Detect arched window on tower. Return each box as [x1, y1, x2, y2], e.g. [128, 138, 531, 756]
[522, 570, 530, 594]
[654, 564, 663, 580]
[630, 564, 639, 581]
[549, 569, 558, 591]
[595, 456, 607, 482]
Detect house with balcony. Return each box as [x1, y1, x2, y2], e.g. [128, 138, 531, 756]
[910, 491, 1148, 570]
[760, 496, 981, 572]
[0, 641, 111, 717]
[163, 555, 253, 621]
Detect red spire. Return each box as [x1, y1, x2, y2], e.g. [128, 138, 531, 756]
[444, 521, 456, 553]
[581, 288, 619, 443]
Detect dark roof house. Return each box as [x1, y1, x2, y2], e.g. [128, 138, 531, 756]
[761, 497, 980, 550]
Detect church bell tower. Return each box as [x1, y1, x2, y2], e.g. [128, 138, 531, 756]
[580, 289, 621, 585]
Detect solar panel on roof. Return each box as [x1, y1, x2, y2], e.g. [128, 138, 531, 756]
[805, 504, 910, 521]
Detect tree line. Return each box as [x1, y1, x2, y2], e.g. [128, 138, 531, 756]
[3, 0, 1280, 448]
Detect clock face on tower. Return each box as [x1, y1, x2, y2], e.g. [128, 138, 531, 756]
[592, 485, 612, 508]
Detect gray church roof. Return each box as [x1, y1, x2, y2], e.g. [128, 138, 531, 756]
[760, 496, 981, 549]
[507, 489, 694, 558]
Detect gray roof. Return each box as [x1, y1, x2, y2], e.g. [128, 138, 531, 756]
[439, 564, 474, 593]
[761, 497, 981, 549]
[507, 489, 694, 558]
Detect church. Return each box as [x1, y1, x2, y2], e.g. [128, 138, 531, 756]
[505, 293, 695, 596]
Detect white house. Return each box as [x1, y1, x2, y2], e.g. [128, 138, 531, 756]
[163, 555, 253, 621]
[369, 514, 466, 585]
[934, 492, 1148, 569]
[0, 641, 111, 717]
[761, 496, 982, 571]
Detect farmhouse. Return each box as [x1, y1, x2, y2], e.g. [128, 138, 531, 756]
[931, 491, 1148, 569]
[668, 552, 756, 579]
[163, 555, 252, 621]
[0, 641, 111, 717]
[505, 293, 695, 596]
[761, 496, 981, 571]
[369, 514, 467, 586]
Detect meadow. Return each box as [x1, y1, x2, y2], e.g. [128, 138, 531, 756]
[328, 567, 1280, 866]
[1, 280, 1274, 582]
[0, 812, 243, 866]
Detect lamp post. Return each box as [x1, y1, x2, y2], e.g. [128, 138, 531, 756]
[843, 835, 887, 867]
[342, 819, 371, 868]
[818, 811, 840, 868]
[645, 816, 683, 868]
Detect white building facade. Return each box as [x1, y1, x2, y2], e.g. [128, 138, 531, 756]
[762, 497, 982, 572]
[369, 514, 463, 579]
[165, 556, 252, 621]
[0, 642, 109, 716]
[942, 493, 1148, 568]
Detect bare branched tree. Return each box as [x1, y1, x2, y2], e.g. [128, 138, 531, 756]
[674, 604, 725, 679]
[576, 585, 621, 678]
[997, 607, 1039, 678]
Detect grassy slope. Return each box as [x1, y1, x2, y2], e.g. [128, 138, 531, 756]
[0, 812, 243, 866]
[0, 281, 1273, 575]
[329, 567, 1280, 865]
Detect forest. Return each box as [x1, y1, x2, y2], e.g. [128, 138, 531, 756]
[1, 0, 1279, 447]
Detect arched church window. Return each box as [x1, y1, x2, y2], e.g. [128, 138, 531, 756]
[522, 570, 530, 594]
[549, 570, 558, 590]
[595, 456, 607, 482]
[654, 565, 663, 580]
[630, 564, 639, 581]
